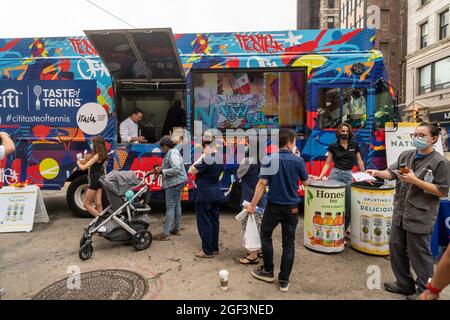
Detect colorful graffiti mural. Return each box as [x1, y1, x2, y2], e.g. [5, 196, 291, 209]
[0, 29, 394, 207]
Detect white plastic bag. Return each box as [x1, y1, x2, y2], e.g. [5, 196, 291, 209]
[242, 214, 261, 252]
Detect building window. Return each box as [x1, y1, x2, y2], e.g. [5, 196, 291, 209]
[419, 64, 432, 95]
[418, 57, 450, 95]
[328, 0, 335, 8]
[435, 57, 450, 90]
[440, 9, 449, 40]
[381, 9, 390, 31]
[420, 0, 430, 7]
[328, 17, 335, 29]
[420, 22, 429, 49]
[380, 42, 390, 66]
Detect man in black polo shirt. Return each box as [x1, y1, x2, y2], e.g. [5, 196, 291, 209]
[246, 129, 311, 292]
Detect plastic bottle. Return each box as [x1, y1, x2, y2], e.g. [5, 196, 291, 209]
[313, 211, 323, 245]
[333, 212, 345, 247]
[400, 163, 410, 174]
[424, 169, 433, 183]
[322, 213, 334, 247]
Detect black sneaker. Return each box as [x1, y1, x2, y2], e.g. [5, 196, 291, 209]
[252, 266, 275, 283]
[384, 282, 416, 295]
[279, 281, 290, 292]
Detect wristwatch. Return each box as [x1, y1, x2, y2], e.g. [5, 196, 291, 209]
[426, 278, 442, 295]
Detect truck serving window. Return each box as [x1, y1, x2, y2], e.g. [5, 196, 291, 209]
[192, 70, 306, 133]
[118, 89, 185, 143]
[317, 88, 367, 129]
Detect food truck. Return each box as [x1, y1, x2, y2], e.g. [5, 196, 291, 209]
[0, 28, 397, 216]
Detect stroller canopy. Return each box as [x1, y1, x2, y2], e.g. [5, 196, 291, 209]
[100, 171, 141, 196]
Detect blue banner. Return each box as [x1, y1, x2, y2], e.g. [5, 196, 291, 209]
[0, 80, 97, 126]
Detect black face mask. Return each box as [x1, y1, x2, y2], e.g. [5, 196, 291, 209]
[339, 134, 350, 141]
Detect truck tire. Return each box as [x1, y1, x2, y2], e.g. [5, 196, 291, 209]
[67, 175, 109, 218]
[67, 175, 90, 218]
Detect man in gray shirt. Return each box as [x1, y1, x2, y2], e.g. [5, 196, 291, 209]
[368, 123, 450, 300]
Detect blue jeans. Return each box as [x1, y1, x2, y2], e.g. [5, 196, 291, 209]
[260, 203, 299, 283]
[196, 201, 220, 255]
[329, 168, 353, 230]
[163, 184, 184, 236]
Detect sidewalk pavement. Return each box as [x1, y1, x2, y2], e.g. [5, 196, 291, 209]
[0, 190, 448, 300]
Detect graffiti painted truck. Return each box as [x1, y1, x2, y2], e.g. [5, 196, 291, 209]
[0, 28, 397, 217]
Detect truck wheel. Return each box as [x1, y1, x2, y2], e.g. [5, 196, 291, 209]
[67, 175, 110, 218]
[67, 175, 91, 218]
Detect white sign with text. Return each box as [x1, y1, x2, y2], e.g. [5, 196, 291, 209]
[385, 122, 444, 167]
[0, 185, 49, 233]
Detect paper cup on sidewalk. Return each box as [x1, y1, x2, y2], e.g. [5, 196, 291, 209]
[219, 270, 229, 291]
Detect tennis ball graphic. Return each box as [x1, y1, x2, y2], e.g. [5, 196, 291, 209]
[39, 158, 59, 180]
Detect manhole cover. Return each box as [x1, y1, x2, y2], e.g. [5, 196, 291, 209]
[33, 269, 148, 300]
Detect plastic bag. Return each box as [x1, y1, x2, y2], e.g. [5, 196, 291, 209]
[242, 214, 261, 252]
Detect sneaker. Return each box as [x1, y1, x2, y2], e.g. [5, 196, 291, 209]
[384, 282, 416, 295]
[406, 288, 425, 301]
[170, 229, 181, 236]
[279, 281, 290, 292]
[252, 266, 275, 283]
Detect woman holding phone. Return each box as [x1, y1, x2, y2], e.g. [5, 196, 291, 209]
[367, 122, 450, 300]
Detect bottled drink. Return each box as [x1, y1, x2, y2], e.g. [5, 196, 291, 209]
[371, 214, 385, 246]
[313, 211, 323, 245]
[360, 214, 371, 243]
[333, 212, 345, 247]
[385, 217, 392, 245]
[400, 163, 410, 175]
[424, 169, 433, 183]
[322, 213, 334, 247]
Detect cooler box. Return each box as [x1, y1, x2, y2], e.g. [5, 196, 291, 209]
[304, 180, 346, 253]
[350, 181, 394, 256]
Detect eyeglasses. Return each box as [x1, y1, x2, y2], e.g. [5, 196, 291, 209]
[410, 133, 429, 139]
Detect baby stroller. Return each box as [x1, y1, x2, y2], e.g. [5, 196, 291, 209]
[79, 170, 156, 261]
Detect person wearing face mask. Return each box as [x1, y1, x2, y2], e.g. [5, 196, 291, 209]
[315, 123, 365, 231]
[367, 122, 450, 300]
[153, 136, 188, 241]
[236, 138, 267, 265]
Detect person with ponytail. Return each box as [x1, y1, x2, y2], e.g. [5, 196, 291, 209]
[315, 123, 365, 230]
[77, 136, 109, 217]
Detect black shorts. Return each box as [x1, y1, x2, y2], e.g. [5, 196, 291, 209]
[88, 175, 102, 191]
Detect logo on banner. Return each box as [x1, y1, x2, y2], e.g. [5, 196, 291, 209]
[76, 103, 108, 135]
[0, 89, 22, 108]
[34, 87, 83, 109]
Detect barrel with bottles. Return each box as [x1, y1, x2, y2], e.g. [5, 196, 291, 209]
[304, 180, 346, 253]
[350, 181, 395, 256]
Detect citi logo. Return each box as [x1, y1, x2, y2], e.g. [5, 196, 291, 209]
[0, 89, 22, 108]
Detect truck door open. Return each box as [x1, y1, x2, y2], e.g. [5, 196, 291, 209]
[84, 28, 186, 143]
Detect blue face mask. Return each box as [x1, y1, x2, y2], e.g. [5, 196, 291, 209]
[412, 137, 429, 150]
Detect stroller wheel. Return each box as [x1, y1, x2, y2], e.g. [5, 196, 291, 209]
[132, 231, 153, 251]
[79, 243, 93, 261]
[80, 235, 86, 247]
